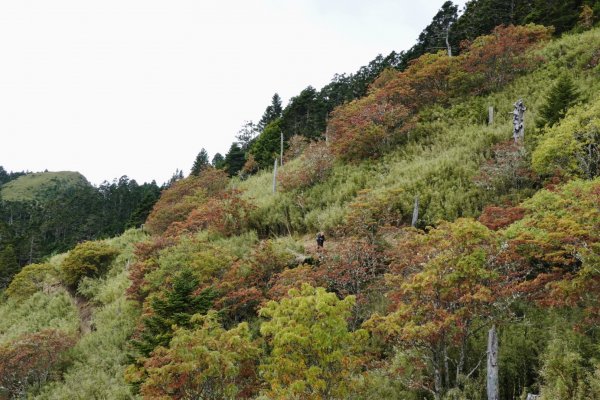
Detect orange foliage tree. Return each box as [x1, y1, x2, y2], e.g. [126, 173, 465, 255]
[0, 329, 76, 398]
[365, 219, 501, 398]
[164, 190, 254, 238]
[215, 241, 295, 324]
[144, 168, 229, 235]
[278, 141, 334, 192]
[136, 311, 261, 400]
[460, 24, 552, 94]
[502, 179, 600, 312]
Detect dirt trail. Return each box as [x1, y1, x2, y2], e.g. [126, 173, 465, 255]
[45, 283, 94, 336]
[69, 289, 94, 335]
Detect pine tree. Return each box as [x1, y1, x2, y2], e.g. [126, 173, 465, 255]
[132, 269, 217, 356]
[249, 119, 283, 169]
[413, 1, 458, 56]
[211, 153, 225, 169]
[190, 148, 210, 176]
[257, 93, 283, 132]
[223, 143, 246, 177]
[0, 244, 20, 288]
[537, 74, 579, 128]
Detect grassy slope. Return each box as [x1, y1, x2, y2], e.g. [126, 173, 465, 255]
[34, 229, 145, 400]
[0, 230, 144, 399]
[238, 27, 600, 235]
[0, 171, 91, 202]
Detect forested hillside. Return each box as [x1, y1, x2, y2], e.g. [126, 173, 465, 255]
[2, 1, 600, 399]
[0, 171, 161, 289]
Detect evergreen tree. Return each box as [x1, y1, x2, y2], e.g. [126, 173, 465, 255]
[413, 1, 458, 56]
[126, 183, 161, 228]
[211, 153, 225, 169]
[223, 143, 246, 177]
[537, 74, 579, 128]
[280, 86, 328, 140]
[526, 0, 585, 34]
[249, 119, 283, 169]
[257, 93, 283, 132]
[190, 148, 210, 176]
[0, 166, 8, 187]
[132, 269, 217, 356]
[0, 244, 20, 288]
[164, 169, 184, 188]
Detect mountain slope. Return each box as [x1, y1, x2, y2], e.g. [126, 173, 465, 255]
[1, 23, 600, 400]
[0, 171, 91, 202]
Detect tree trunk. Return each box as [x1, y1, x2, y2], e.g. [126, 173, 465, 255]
[487, 325, 499, 400]
[445, 27, 452, 57]
[272, 158, 278, 194]
[412, 195, 419, 227]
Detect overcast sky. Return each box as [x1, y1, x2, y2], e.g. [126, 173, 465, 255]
[0, 0, 465, 186]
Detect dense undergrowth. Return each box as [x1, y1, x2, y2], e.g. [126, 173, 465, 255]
[1, 24, 600, 400]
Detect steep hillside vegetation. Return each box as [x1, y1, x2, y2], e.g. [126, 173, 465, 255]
[2, 13, 600, 400]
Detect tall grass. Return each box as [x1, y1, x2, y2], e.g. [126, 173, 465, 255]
[236, 27, 600, 236]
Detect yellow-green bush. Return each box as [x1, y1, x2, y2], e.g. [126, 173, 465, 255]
[6, 263, 57, 300]
[60, 241, 119, 287]
[532, 96, 600, 179]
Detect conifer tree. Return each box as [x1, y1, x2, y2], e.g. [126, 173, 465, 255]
[211, 152, 225, 169]
[132, 269, 217, 356]
[223, 143, 246, 177]
[190, 148, 210, 176]
[537, 74, 579, 128]
[257, 93, 283, 132]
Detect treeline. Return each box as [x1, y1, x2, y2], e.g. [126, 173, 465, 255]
[0, 166, 26, 186]
[0, 172, 161, 287]
[202, 0, 600, 178]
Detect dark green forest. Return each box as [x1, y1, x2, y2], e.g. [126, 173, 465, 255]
[0, 171, 161, 287]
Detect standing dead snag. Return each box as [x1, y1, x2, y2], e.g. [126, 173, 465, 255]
[411, 195, 419, 227]
[272, 158, 278, 193]
[487, 324, 499, 400]
[512, 99, 526, 142]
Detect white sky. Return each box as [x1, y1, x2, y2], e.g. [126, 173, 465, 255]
[0, 0, 465, 186]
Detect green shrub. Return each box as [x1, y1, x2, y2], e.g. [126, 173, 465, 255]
[6, 263, 57, 300]
[532, 97, 600, 179]
[60, 241, 119, 287]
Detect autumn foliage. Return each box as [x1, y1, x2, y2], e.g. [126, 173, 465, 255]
[164, 189, 254, 238]
[278, 141, 334, 192]
[144, 168, 229, 235]
[329, 24, 552, 161]
[0, 330, 76, 398]
[136, 311, 261, 400]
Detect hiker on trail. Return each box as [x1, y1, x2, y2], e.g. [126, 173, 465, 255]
[316, 232, 325, 248]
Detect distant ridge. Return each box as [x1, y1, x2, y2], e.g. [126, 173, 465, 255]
[0, 171, 91, 202]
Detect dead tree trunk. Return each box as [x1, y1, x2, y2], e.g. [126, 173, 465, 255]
[487, 325, 499, 400]
[272, 158, 278, 194]
[512, 99, 526, 143]
[488, 106, 494, 125]
[411, 195, 419, 227]
[445, 27, 452, 57]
